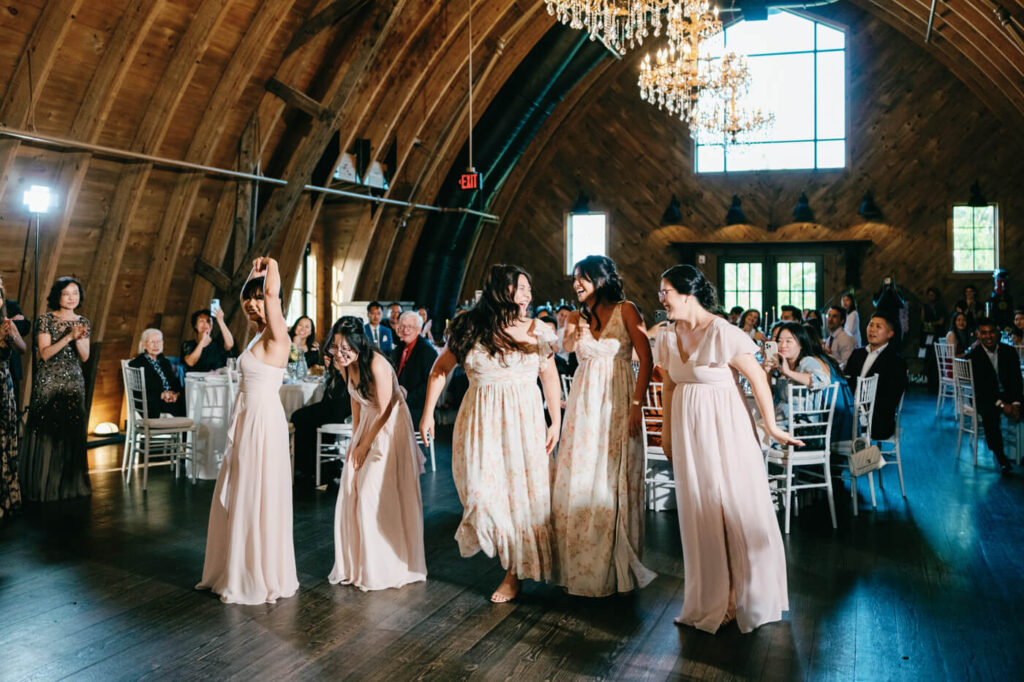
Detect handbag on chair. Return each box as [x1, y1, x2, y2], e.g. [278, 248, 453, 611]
[849, 437, 885, 477]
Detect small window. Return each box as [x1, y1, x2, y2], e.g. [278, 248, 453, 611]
[776, 261, 817, 311]
[287, 244, 317, 325]
[722, 261, 764, 313]
[952, 205, 998, 273]
[565, 212, 607, 275]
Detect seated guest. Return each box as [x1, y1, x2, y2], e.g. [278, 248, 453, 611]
[824, 305, 856, 368]
[129, 328, 185, 417]
[780, 305, 803, 322]
[385, 302, 402, 332]
[728, 306, 744, 325]
[955, 284, 981, 331]
[181, 307, 234, 372]
[391, 311, 438, 426]
[291, 325, 353, 489]
[739, 309, 766, 343]
[946, 312, 974, 358]
[968, 317, 1023, 474]
[843, 314, 908, 440]
[364, 301, 394, 353]
[289, 315, 321, 367]
[1010, 310, 1024, 349]
[416, 305, 436, 346]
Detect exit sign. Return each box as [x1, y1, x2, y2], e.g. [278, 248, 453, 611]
[458, 171, 482, 192]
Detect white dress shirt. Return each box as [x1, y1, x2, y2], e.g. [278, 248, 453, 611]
[826, 327, 855, 367]
[860, 342, 889, 377]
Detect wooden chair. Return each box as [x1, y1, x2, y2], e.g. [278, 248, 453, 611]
[640, 381, 674, 510]
[831, 374, 879, 515]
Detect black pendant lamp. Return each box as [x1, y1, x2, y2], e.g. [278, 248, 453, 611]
[724, 195, 749, 225]
[792, 191, 815, 223]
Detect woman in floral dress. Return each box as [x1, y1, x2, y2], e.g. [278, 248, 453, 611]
[1, 282, 27, 517]
[420, 264, 562, 603]
[553, 256, 656, 596]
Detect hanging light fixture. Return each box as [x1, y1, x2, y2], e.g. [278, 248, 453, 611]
[858, 190, 882, 220]
[724, 194, 748, 225]
[545, 1, 673, 56]
[693, 52, 773, 143]
[792, 191, 815, 223]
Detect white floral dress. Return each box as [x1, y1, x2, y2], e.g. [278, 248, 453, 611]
[552, 303, 656, 596]
[450, 325, 557, 582]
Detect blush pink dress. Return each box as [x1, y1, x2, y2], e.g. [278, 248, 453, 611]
[329, 366, 426, 591]
[654, 318, 788, 633]
[552, 303, 656, 596]
[197, 345, 299, 604]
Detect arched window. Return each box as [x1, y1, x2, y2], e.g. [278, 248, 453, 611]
[696, 11, 846, 173]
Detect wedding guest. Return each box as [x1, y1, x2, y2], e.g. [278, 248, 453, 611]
[739, 309, 766, 343]
[181, 307, 235, 372]
[553, 255, 656, 597]
[289, 315, 321, 368]
[654, 265, 795, 633]
[21, 277, 92, 501]
[728, 306, 744, 325]
[780, 305, 802, 322]
[555, 304, 573, 362]
[946, 312, 973, 358]
[824, 306, 855, 367]
[841, 293, 862, 347]
[968, 317, 1023, 474]
[328, 316, 426, 590]
[843, 314, 908, 440]
[955, 284, 981, 331]
[128, 329, 185, 417]
[364, 301, 394, 353]
[1, 282, 26, 518]
[386, 302, 403, 332]
[291, 331, 352, 490]
[1011, 310, 1024, 349]
[197, 257, 298, 605]
[921, 287, 947, 393]
[416, 305, 436, 346]
[805, 308, 823, 330]
[392, 311, 438, 426]
[420, 264, 561, 603]
[0, 274, 29, 410]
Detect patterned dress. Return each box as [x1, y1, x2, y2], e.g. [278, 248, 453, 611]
[0, 340, 20, 517]
[552, 303, 656, 596]
[450, 325, 557, 582]
[20, 313, 91, 501]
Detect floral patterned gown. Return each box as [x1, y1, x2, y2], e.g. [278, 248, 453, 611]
[0, 340, 21, 517]
[450, 325, 557, 582]
[20, 313, 91, 501]
[552, 303, 656, 596]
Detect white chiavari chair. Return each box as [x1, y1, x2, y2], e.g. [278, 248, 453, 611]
[934, 341, 957, 417]
[831, 375, 879, 515]
[953, 357, 981, 466]
[315, 421, 353, 487]
[416, 431, 436, 472]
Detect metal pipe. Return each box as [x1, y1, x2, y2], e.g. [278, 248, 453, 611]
[926, 0, 938, 43]
[717, 0, 840, 13]
[0, 125, 499, 221]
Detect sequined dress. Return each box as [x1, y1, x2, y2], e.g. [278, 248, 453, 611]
[20, 313, 92, 501]
[0, 340, 20, 517]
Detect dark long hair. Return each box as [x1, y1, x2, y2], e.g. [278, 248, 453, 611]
[46, 276, 84, 311]
[803, 322, 842, 375]
[776, 321, 816, 366]
[331, 316, 384, 400]
[289, 315, 316, 343]
[660, 265, 718, 311]
[447, 264, 530, 364]
[949, 311, 972, 349]
[574, 255, 625, 331]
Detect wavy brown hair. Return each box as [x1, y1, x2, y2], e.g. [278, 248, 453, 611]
[447, 264, 530, 364]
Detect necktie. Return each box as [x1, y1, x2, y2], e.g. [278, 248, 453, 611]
[827, 334, 834, 351]
[373, 326, 379, 346]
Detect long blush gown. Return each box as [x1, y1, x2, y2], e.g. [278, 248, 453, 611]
[197, 346, 298, 605]
[654, 318, 788, 633]
[552, 303, 656, 596]
[329, 367, 426, 591]
[450, 326, 556, 582]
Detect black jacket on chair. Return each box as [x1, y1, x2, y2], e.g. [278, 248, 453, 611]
[843, 344, 908, 440]
[968, 343, 1024, 408]
[128, 353, 186, 418]
[391, 338, 438, 425]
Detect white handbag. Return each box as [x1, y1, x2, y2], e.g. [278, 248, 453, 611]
[849, 437, 885, 477]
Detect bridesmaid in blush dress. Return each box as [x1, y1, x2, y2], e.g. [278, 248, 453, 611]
[328, 316, 426, 591]
[197, 257, 298, 605]
[654, 265, 800, 634]
[420, 264, 562, 603]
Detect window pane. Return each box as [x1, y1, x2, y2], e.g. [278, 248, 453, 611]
[747, 53, 814, 142]
[953, 250, 973, 271]
[817, 140, 845, 169]
[726, 9, 814, 55]
[725, 141, 815, 171]
[953, 206, 973, 226]
[817, 22, 845, 50]
[816, 51, 845, 139]
[567, 213, 607, 274]
[696, 144, 725, 173]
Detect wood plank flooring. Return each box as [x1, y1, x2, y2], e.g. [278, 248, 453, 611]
[3, 389, 1024, 681]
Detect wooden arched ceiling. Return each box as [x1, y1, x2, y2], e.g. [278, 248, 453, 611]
[1, 0, 1024, 426]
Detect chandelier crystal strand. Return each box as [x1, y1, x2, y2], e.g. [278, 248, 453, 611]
[695, 53, 775, 143]
[545, 1, 672, 55]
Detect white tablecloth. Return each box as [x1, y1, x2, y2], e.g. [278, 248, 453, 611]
[185, 373, 324, 480]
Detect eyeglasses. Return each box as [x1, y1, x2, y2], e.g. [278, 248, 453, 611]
[657, 288, 675, 300]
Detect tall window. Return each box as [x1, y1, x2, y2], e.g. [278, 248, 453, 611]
[776, 260, 817, 311]
[952, 205, 998, 273]
[565, 213, 608, 275]
[287, 244, 317, 325]
[696, 11, 846, 173]
[722, 261, 764, 312]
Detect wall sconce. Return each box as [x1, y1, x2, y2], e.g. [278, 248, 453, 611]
[724, 195, 749, 225]
[661, 194, 682, 225]
[792, 191, 814, 222]
[858, 190, 882, 221]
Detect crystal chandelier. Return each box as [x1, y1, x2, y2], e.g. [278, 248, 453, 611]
[544, 1, 673, 55]
[695, 53, 774, 143]
[637, 1, 723, 123]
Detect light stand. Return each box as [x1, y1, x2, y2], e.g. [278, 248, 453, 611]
[23, 185, 52, 372]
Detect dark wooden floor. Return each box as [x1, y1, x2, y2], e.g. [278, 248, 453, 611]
[3, 390, 1024, 681]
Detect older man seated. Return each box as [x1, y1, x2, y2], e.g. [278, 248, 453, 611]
[128, 328, 186, 417]
[392, 311, 438, 426]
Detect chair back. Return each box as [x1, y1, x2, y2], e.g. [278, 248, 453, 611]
[645, 381, 663, 409]
[121, 362, 149, 427]
[852, 374, 879, 440]
[560, 374, 573, 402]
[641, 382, 664, 450]
[952, 357, 976, 411]
[934, 341, 954, 377]
[786, 382, 839, 454]
[630, 360, 640, 379]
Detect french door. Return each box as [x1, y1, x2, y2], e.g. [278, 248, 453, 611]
[720, 256, 823, 318]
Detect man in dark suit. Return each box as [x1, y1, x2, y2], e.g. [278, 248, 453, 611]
[968, 317, 1023, 473]
[391, 311, 438, 426]
[843, 313, 908, 440]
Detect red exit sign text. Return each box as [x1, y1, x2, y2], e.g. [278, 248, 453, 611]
[458, 172, 482, 191]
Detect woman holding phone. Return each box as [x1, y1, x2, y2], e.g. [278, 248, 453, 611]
[181, 302, 235, 372]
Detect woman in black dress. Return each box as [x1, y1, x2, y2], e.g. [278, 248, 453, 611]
[21, 277, 92, 501]
[181, 307, 235, 372]
[1, 282, 27, 517]
[289, 315, 322, 368]
[128, 328, 186, 417]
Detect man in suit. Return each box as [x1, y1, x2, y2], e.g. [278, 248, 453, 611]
[780, 305, 803, 322]
[364, 301, 394, 354]
[968, 317, 1023, 474]
[825, 305, 856, 368]
[843, 313, 908, 440]
[392, 311, 438, 426]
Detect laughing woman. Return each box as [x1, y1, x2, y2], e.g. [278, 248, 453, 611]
[552, 255, 656, 596]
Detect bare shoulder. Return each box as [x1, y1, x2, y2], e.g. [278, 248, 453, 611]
[620, 300, 643, 324]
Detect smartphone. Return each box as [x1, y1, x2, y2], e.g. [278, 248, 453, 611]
[210, 298, 221, 316]
[763, 341, 779, 360]
[654, 310, 668, 325]
[473, 290, 483, 304]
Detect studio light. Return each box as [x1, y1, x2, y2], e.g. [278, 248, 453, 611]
[23, 184, 53, 214]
